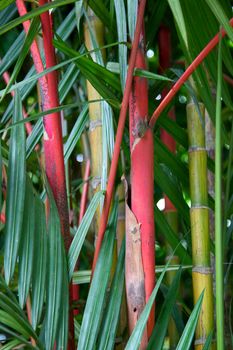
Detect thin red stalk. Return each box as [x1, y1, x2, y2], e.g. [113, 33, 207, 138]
[16, 1, 75, 348]
[2, 69, 35, 137]
[158, 26, 176, 213]
[72, 159, 91, 316]
[92, 0, 147, 273]
[78, 159, 91, 223]
[128, 25, 155, 337]
[175, 59, 233, 88]
[149, 18, 233, 127]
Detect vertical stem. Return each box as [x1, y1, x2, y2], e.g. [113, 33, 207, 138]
[187, 103, 214, 350]
[84, 9, 105, 241]
[38, 2, 75, 348]
[92, 0, 147, 275]
[16, 1, 75, 348]
[215, 36, 224, 350]
[158, 25, 179, 349]
[129, 25, 155, 337]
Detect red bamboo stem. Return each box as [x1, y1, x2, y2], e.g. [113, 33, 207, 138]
[0, 213, 5, 224]
[78, 159, 91, 223]
[92, 0, 147, 273]
[38, 1, 75, 348]
[72, 159, 91, 316]
[149, 18, 233, 127]
[16, 1, 75, 348]
[129, 25, 155, 337]
[158, 26, 176, 213]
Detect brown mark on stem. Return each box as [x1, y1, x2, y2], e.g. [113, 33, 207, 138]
[122, 176, 147, 349]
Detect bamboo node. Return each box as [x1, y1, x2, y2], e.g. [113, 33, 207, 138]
[91, 176, 101, 189]
[190, 205, 209, 210]
[188, 146, 206, 152]
[89, 119, 102, 131]
[192, 266, 212, 274]
[195, 337, 215, 345]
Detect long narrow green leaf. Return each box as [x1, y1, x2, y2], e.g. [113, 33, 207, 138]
[176, 291, 204, 350]
[125, 261, 171, 350]
[56, 244, 69, 350]
[18, 177, 35, 308]
[154, 205, 191, 265]
[64, 105, 88, 163]
[0, 0, 14, 11]
[0, 0, 78, 35]
[77, 203, 117, 350]
[127, 0, 138, 41]
[0, 32, 25, 76]
[1, 17, 40, 101]
[97, 240, 125, 350]
[0, 325, 37, 350]
[31, 195, 47, 329]
[204, 0, 233, 42]
[4, 90, 26, 284]
[68, 191, 104, 279]
[114, 0, 127, 89]
[148, 268, 182, 350]
[1, 339, 21, 350]
[0, 2, 17, 25]
[44, 184, 65, 350]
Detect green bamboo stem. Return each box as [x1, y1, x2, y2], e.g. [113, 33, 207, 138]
[84, 9, 105, 240]
[215, 37, 224, 350]
[187, 102, 214, 350]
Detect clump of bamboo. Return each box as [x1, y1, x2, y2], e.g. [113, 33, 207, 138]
[158, 25, 180, 348]
[187, 102, 214, 350]
[127, 24, 155, 340]
[84, 9, 105, 240]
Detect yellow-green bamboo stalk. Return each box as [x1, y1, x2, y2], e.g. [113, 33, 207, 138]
[84, 10, 105, 239]
[164, 210, 180, 349]
[187, 102, 215, 350]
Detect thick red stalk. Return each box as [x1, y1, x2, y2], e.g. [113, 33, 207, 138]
[16, 1, 75, 348]
[92, 0, 147, 273]
[2, 70, 33, 135]
[150, 18, 233, 127]
[72, 159, 91, 316]
[129, 26, 155, 337]
[158, 26, 176, 212]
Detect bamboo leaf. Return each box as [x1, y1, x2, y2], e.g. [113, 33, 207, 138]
[204, 0, 233, 42]
[127, 0, 138, 41]
[0, 0, 78, 35]
[31, 195, 47, 329]
[114, 0, 127, 90]
[0, 325, 37, 350]
[77, 203, 117, 350]
[4, 90, 26, 284]
[0, 2, 17, 25]
[125, 261, 171, 350]
[203, 331, 214, 350]
[154, 205, 191, 265]
[18, 177, 35, 308]
[43, 183, 66, 350]
[97, 240, 125, 350]
[0, 31, 25, 76]
[64, 105, 88, 163]
[0, 0, 15, 11]
[176, 291, 204, 350]
[1, 17, 40, 101]
[68, 191, 104, 280]
[147, 268, 182, 350]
